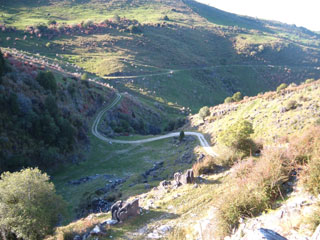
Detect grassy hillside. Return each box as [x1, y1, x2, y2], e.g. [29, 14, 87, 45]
[1, 0, 320, 111]
[48, 79, 320, 240]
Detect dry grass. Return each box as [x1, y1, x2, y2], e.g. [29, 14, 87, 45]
[215, 146, 292, 238]
[192, 156, 217, 176]
[47, 213, 109, 240]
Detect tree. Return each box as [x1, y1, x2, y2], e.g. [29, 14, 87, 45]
[36, 71, 57, 93]
[224, 92, 243, 104]
[163, 15, 169, 21]
[218, 119, 254, 151]
[0, 50, 6, 82]
[179, 130, 185, 142]
[232, 92, 243, 102]
[199, 106, 210, 120]
[112, 14, 120, 23]
[81, 73, 88, 81]
[0, 168, 66, 240]
[276, 83, 288, 92]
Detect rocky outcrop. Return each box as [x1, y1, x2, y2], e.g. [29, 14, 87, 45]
[174, 169, 195, 186]
[111, 199, 140, 222]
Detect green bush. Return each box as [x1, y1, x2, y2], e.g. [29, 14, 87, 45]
[0, 168, 66, 240]
[199, 106, 210, 120]
[36, 71, 57, 93]
[232, 92, 243, 102]
[224, 96, 233, 103]
[276, 83, 288, 92]
[218, 119, 254, 154]
[305, 78, 315, 84]
[224, 92, 243, 103]
[81, 73, 88, 81]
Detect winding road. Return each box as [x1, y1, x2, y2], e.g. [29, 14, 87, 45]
[91, 93, 218, 157]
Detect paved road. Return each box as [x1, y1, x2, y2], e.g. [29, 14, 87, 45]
[91, 93, 218, 157]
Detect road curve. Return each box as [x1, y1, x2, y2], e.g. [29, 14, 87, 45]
[92, 93, 218, 157]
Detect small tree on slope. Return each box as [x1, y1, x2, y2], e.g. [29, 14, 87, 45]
[0, 168, 66, 240]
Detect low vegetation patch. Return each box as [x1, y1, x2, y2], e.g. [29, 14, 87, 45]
[216, 147, 292, 237]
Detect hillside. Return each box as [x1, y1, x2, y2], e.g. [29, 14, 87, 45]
[46, 79, 320, 240]
[2, 1, 320, 239]
[1, 0, 320, 111]
[0, 50, 117, 172]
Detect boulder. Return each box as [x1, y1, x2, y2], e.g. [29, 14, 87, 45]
[159, 180, 171, 190]
[174, 170, 195, 186]
[181, 169, 194, 184]
[174, 172, 182, 186]
[90, 225, 105, 236]
[111, 198, 140, 222]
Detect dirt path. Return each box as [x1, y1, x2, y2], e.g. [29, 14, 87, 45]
[91, 93, 218, 157]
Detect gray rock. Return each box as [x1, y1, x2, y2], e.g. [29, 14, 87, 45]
[159, 180, 171, 190]
[111, 199, 140, 222]
[174, 170, 195, 186]
[102, 219, 118, 225]
[174, 172, 182, 186]
[73, 235, 81, 240]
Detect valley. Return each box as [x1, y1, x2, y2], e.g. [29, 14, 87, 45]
[1, 0, 320, 239]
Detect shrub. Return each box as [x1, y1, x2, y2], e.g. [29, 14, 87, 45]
[81, 73, 88, 81]
[224, 96, 233, 103]
[285, 100, 298, 110]
[0, 168, 66, 240]
[36, 71, 57, 93]
[218, 119, 254, 154]
[47, 20, 57, 25]
[232, 92, 243, 102]
[276, 83, 288, 92]
[193, 156, 217, 176]
[199, 106, 210, 120]
[305, 78, 315, 84]
[224, 92, 243, 103]
[216, 148, 291, 237]
[112, 14, 120, 23]
[128, 25, 142, 34]
[83, 20, 93, 28]
[163, 15, 169, 21]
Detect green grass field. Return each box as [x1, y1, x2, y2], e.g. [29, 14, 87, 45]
[52, 132, 198, 221]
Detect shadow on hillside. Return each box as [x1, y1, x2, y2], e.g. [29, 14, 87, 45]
[197, 177, 221, 185]
[113, 209, 180, 229]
